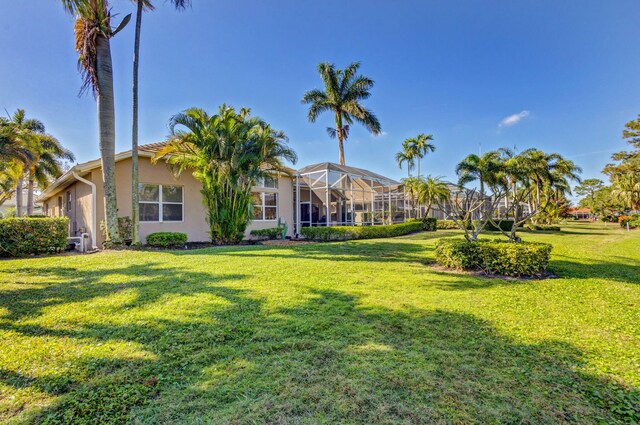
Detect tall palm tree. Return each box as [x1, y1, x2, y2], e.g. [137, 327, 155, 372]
[407, 133, 435, 177]
[455, 151, 502, 198]
[130, 0, 190, 245]
[302, 62, 381, 165]
[153, 105, 297, 244]
[62, 0, 130, 243]
[395, 139, 417, 178]
[416, 176, 450, 217]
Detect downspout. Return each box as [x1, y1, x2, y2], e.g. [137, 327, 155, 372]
[72, 172, 98, 250]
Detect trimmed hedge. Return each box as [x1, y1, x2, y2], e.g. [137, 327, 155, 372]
[146, 232, 187, 248]
[300, 221, 424, 241]
[435, 239, 553, 277]
[436, 220, 459, 230]
[250, 227, 282, 240]
[0, 217, 69, 257]
[527, 224, 561, 232]
[406, 217, 437, 231]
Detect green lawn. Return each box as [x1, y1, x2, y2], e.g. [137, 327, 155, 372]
[0, 222, 639, 424]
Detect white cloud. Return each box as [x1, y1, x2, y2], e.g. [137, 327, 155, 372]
[499, 110, 530, 128]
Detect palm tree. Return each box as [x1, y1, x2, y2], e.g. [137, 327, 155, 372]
[302, 62, 381, 165]
[26, 135, 75, 215]
[61, 0, 130, 243]
[153, 105, 297, 244]
[130, 0, 190, 245]
[395, 139, 417, 178]
[407, 133, 435, 177]
[416, 176, 450, 217]
[0, 110, 45, 216]
[455, 151, 502, 198]
[0, 123, 33, 208]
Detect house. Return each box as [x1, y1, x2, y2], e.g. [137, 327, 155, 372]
[38, 143, 406, 248]
[567, 207, 592, 220]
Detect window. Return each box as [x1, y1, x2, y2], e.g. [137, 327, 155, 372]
[139, 184, 183, 222]
[251, 192, 278, 221]
[256, 175, 278, 189]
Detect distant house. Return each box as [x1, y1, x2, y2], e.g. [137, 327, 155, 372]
[568, 207, 592, 220]
[38, 143, 407, 248]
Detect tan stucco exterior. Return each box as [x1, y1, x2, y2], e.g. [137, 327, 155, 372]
[42, 155, 295, 246]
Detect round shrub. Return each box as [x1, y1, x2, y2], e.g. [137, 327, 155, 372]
[436, 220, 459, 230]
[435, 239, 553, 277]
[146, 232, 187, 248]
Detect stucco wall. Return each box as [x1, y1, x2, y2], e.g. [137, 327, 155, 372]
[43, 156, 296, 245]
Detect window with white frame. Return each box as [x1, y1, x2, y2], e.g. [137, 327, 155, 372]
[251, 192, 278, 220]
[139, 184, 183, 222]
[256, 175, 278, 189]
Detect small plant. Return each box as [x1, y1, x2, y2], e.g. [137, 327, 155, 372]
[250, 227, 282, 240]
[0, 217, 69, 257]
[146, 232, 187, 248]
[435, 239, 553, 277]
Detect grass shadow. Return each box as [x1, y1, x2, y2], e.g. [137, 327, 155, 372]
[1, 267, 637, 423]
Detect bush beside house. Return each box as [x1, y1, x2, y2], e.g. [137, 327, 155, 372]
[146, 232, 187, 248]
[435, 239, 553, 276]
[0, 217, 69, 257]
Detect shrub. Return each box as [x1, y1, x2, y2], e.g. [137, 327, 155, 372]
[435, 239, 553, 277]
[436, 220, 459, 230]
[619, 215, 640, 229]
[0, 217, 69, 257]
[406, 217, 437, 231]
[300, 221, 424, 241]
[423, 217, 437, 231]
[250, 227, 282, 240]
[527, 224, 561, 231]
[146, 232, 187, 248]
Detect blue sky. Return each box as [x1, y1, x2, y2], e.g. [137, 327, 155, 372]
[1, 1, 639, 190]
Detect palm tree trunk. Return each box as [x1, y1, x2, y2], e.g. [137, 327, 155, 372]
[15, 177, 23, 217]
[96, 35, 120, 243]
[335, 111, 345, 165]
[27, 172, 34, 216]
[131, 0, 143, 245]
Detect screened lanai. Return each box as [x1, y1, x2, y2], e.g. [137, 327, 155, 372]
[294, 162, 406, 234]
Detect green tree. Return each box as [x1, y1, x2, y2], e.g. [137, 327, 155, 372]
[395, 139, 417, 178]
[416, 176, 450, 217]
[406, 133, 435, 177]
[575, 178, 604, 211]
[129, 0, 190, 245]
[603, 115, 640, 211]
[455, 151, 502, 198]
[302, 62, 381, 165]
[61, 0, 130, 243]
[0, 123, 33, 208]
[153, 105, 297, 244]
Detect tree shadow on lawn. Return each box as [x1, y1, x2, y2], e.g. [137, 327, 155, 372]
[1, 265, 638, 424]
[548, 256, 640, 285]
[170, 240, 435, 266]
[0, 263, 247, 322]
